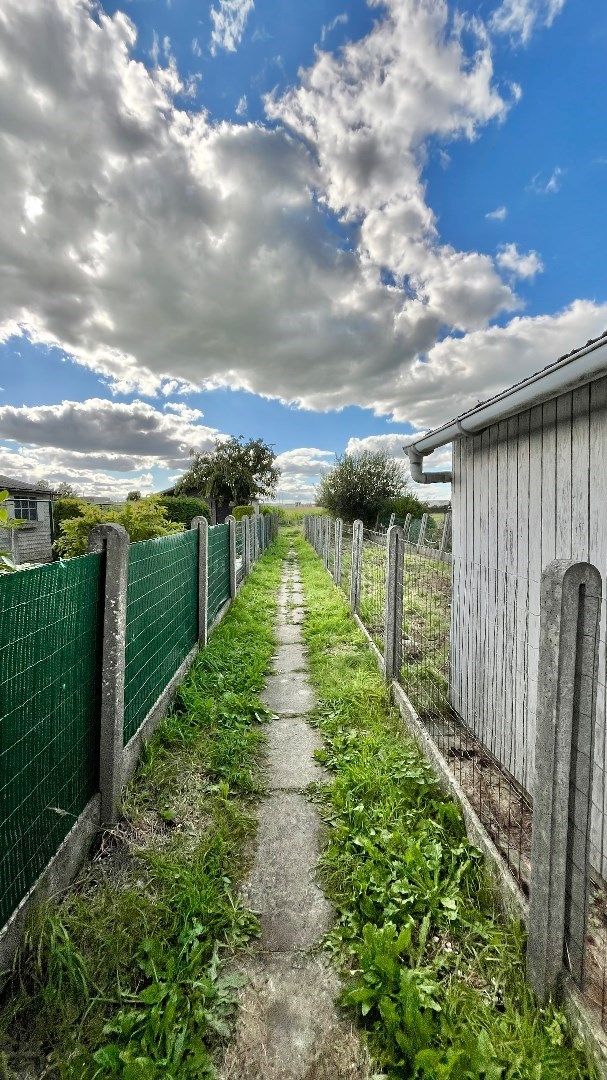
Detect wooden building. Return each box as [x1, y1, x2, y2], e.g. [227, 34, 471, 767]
[406, 332, 607, 874]
[0, 474, 54, 564]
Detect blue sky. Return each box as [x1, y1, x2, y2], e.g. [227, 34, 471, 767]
[0, 0, 605, 501]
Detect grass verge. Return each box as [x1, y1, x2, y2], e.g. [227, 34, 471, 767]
[0, 546, 283, 1080]
[292, 528, 597, 1079]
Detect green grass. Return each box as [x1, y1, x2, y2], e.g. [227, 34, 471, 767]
[0, 546, 283, 1079]
[292, 528, 597, 1080]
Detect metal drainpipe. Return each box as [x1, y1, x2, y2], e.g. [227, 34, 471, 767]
[406, 445, 453, 485]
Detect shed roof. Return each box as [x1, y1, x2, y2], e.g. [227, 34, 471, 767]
[407, 330, 607, 456]
[0, 473, 55, 497]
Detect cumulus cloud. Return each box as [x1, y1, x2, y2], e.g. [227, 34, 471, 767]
[0, 0, 600, 434]
[496, 242, 543, 279]
[0, 442, 155, 498]
[0, 398, 223, 469]
[491, 0, 566, 45]
[272, 446, 335, 503]
[392, 299, 607, 428]
[210, 0, 254, 55]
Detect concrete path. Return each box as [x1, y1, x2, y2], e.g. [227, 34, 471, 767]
[222, 550, 369, 1080]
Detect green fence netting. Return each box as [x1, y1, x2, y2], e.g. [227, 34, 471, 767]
[0, 555, 102, 927]
[124, 530, 198, 745]
[208, 524, 230, 627]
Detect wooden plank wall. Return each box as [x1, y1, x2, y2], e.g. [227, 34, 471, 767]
[450, 376, 607, 876]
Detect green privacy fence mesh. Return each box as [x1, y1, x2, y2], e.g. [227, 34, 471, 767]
[124, 530, 199, 745]
[208, 524, 230, 627]
[0, 555, 102, 927]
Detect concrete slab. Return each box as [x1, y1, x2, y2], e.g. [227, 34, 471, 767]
[286, 608, 306, 625]
[242, 792, 332, 951]
[221, 955, 371, 1080]
[271, 643, 308, 673]
[266, 719, 325, 790]
[275, 623, 303, 645]
[261, 672, 316, 715]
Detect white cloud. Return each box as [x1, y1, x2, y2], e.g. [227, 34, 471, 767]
[235, 94, 248, 116]
[192, 36, 202, 57]
[496, 242, 543, 279]
[0, 398, 223, 470]
[392, 299, 607, 429]
[0, 0, 602, 437]
[320, 13, 348, 43]
[486, 205, 507, 220]
[0, 442, 156, 499]
[210, 0, 254, 55]
[491, 0, 566, 45]
[273, 446, 335, 503]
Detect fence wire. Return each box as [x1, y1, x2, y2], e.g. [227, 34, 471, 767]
[359, 530, 386, 650]
[341, 526, 352, 596]
[0, 555, 102, 927]
[235, 520, 245, 585]
[124, 531, 199, 745]
[208, 523, 230, 627]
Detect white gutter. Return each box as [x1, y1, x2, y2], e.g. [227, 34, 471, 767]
[405, 335, 607, 483]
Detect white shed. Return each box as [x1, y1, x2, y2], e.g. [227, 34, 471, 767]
[406, 331, 607, 874]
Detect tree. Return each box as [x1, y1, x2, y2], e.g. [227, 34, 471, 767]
[55, 500, 183, 557]
[126, 490, 142, 501]
[316, 451, 408, 527]
[175, 437, 280, 522]
[55, 482, 78, 497]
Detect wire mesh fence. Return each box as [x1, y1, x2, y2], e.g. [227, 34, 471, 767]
[1, 513, 278, 946]
[0, 555, 102, 927]
[208, 524, 231, 626]
[304, 512, 607, 1036]
[124, 530, 199, 745]
[359, 530, 386, 650]
[235, 520, 245, 585]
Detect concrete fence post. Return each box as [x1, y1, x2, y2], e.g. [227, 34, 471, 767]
[334, 518, 343, 585]
[350, 519, 363, 613]
[190, 516, 209, 648]
[403, 513, 412, 544]
[416, 513, 428, 552]
[388, 512, 396, 529]
[384, 525, 405, 681]
[227, 515, 237, 598]
[439, 510, 452, 557]
[88, 524, 129, 825]
[527, 559, 602, 1001]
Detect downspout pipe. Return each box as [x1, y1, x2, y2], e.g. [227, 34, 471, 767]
[406, 445, 452, 485]
[404, 334, 607, 484]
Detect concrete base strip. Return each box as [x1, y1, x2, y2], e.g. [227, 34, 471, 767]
[223, 552, 369, 1079]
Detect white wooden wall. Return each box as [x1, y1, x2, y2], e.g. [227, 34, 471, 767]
[451, 376, 607, 876]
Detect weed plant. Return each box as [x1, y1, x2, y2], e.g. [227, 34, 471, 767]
[0, 548, 282, 1079]
[292, 529, 596, 1079]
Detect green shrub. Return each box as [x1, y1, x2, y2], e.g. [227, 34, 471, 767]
[52, 497, 88, 539]
[158, 495, 209, 527]
[231, 505, 254, 520]
[55, 500, 184, 557]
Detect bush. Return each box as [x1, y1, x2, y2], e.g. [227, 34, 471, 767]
[55, 500, 184, 557]
[52, 497, 88, 539]
[316, 451, 407, 528]
[157, 496, 209, 527]
[379, 493, 426, 525]
[231, 505, 274, 520]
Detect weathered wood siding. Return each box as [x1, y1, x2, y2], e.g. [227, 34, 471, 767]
[451, 376, 607, 875]
[0, 500, 53, 564]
